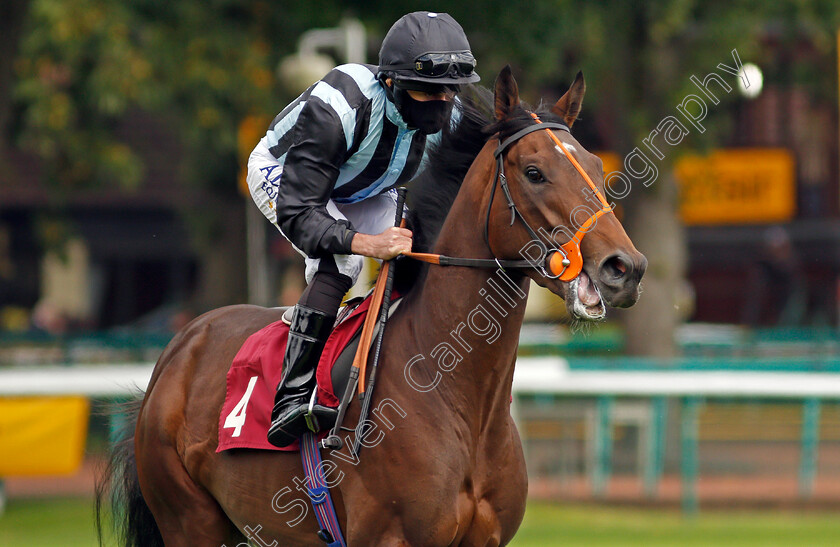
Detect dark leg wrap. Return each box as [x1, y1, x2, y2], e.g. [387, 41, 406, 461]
[299, 266, 353, 315]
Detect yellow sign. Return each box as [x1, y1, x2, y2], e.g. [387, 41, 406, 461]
[0, 396, 89, 476]
[675, 148, 795, 225]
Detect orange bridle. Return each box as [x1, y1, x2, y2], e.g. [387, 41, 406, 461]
[404, 112, 613, 282]
[528, 112, 613, 280]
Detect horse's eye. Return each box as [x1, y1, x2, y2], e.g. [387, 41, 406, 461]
[525, 167, 545, 184]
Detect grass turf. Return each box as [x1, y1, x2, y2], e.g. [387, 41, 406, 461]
[0, 497, 105, 547]
[2, 497, 840, 546]
[510, 503, 840, 546]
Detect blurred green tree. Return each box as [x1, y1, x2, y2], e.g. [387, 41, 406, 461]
[0, 0, 30, 154]
[8, 0, 280, 308]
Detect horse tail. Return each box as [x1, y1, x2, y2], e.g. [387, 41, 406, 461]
[95, 397, 164, 547]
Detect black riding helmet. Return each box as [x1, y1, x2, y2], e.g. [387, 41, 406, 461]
[378, 12, 479, 133]
[378, 11, 480, 90]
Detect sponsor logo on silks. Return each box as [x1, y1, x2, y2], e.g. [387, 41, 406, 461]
[262, 180, 278, 200]
[260, 165, 281, 200]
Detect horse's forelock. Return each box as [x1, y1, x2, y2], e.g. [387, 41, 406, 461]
[484, 101, 568, 142]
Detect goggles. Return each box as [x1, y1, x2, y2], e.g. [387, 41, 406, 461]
[386, 52, 476, 79]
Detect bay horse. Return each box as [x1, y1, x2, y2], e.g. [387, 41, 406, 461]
[98, 66, 645, 546]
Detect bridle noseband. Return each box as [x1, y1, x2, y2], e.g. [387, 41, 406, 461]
[405, 112, 614, 282]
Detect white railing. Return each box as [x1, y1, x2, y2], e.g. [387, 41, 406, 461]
[512, 357, 840, 398]
[0, 364, 154, 397]
[3, 358, 840, 514]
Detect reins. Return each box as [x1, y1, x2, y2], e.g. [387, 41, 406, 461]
[403, 112, 614, 282]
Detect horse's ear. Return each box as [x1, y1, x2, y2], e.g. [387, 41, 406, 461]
[494, 65, 520, 120]
[552, 71, 586, 128]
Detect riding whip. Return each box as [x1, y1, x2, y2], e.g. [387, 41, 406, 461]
[353, 187, 407, 455]
[321, 187, 408, 451]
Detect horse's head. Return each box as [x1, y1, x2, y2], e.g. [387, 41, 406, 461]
[485, 66, 646, 320]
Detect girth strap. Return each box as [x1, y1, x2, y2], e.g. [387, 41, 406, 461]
[300, 431, 346, 546]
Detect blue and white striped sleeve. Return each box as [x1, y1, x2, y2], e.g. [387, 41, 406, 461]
[273, 92, 358, 257]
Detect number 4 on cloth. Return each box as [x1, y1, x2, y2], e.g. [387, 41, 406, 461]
[223, 376, 258, 438]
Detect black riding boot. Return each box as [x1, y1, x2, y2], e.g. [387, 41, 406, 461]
[267, 305, 338, 447]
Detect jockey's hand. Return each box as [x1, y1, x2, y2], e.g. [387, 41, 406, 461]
[351, 227, 413, 260]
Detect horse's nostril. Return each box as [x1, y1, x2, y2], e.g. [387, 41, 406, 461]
[602, 255, 629, 280]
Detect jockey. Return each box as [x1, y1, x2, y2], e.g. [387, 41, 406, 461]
[247, 11, 480, 447]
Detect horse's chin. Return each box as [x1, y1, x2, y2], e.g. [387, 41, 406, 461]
[541, 269, 606, 322]
[567, 270, 606, 321]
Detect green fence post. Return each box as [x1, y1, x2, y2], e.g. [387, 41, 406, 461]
[681, 396, 701, 516]
[644, 396, 667, 497]
[592, 395, 614, 498]
[799, 397, 821, 498]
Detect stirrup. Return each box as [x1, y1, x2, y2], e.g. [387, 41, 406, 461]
[267, 390, 338, 447]
[281, 307, 293, 325]
[304, 389, 321, 432]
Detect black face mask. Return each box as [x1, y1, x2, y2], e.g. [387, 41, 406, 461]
[392, 86, 454, 135]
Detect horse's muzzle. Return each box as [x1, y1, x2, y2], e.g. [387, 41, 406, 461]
[596, 251, 647, 308]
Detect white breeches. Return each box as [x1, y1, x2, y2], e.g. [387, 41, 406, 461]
[300, 192, 398, 284]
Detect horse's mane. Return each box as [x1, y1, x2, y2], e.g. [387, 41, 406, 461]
[393, 85, 568, 294]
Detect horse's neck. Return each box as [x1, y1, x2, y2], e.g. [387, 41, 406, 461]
[402, 151, 530, 424]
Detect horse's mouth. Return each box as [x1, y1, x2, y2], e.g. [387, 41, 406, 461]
[566, 270, 606, 321]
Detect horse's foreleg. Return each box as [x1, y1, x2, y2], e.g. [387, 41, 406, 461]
[137, 441, 244, 547]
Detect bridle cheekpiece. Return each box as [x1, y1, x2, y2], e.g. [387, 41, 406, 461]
[405, 111, 614, 283]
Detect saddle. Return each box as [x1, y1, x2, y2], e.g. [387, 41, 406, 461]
[216, 292, 402, 453]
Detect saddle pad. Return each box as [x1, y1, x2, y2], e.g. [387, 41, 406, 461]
[217, 292, 396, 453]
